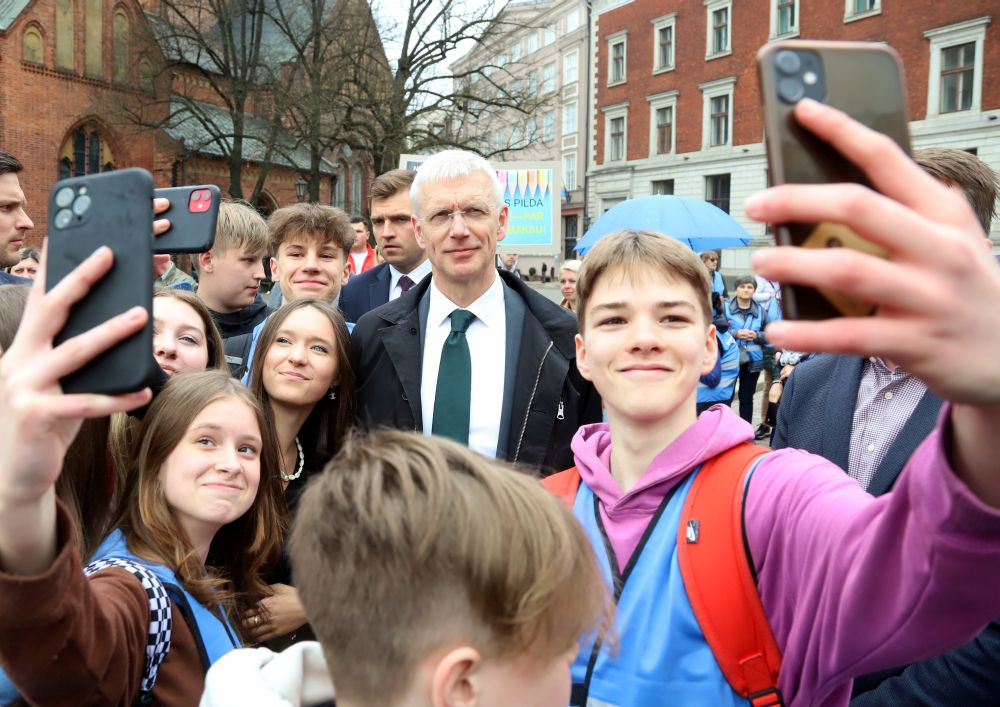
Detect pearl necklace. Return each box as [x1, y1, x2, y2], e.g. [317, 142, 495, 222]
[280, 437, 304, 482]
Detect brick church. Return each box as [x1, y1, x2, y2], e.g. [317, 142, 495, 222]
[0, 0, 376, 244]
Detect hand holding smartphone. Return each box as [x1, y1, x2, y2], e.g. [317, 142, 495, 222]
[757, 40, 912, 320]
[152, 185, 221, 254]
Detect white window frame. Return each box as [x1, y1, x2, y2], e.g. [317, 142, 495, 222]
[651, 13, 676, 74]
[607, 31, 627, 86]
[566, 8, 581, 33]
[844, 0, 881, 22]
[924, 17, 991, 117]
[511, 41, 523, 62]
[562, 101, 578, 137]
[700, 76, 736, 148]
[647, 90, 678, 157]
[769, 0, 799, 39]
[563, 49, 579, 85]
[544, 22, 556, 45]
[562, 152, 577, 191]
[602, 102, 629, 163]
[705, 0, 732, 60]
[542, 61, 557, 93]
[527, 32, 538, 54]
[543, 111, 556, 142]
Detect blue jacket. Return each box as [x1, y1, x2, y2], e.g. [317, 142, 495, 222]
[724, 298, 768, 370]
[699, 331, 739, 404]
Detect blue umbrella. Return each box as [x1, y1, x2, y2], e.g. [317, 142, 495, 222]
[575, 195, 752, 255]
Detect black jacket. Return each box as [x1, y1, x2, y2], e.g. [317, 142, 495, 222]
[339, 263, 391, 324]
[209, 298, 270, 339]
[350, 270, 602, 475]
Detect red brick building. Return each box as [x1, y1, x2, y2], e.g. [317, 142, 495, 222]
[0, 0, 374, 246]
[588, 0, 1000, 248]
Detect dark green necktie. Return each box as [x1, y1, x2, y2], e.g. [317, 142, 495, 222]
[431, 309, 476, 445]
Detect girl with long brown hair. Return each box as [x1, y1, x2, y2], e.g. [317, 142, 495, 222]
[242, 298, 355, 645]
[0, 255, 284, 704]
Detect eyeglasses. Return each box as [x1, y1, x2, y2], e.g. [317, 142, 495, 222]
[420, 205, 494, 230]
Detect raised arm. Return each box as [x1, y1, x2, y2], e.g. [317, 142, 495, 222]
[746, 98, 1000, 506]
[0, 245, 151, 576]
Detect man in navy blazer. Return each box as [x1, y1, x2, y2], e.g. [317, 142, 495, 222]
[0, 151, 34, 283]
[340, 169, 430, 323]
[772, 147, 1000, 706]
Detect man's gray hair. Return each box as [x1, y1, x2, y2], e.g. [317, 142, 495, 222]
[410, 150, 505, 215]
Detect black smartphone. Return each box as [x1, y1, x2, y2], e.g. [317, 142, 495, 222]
[152, 185, 221, 254]
[757, 40, 912, 320]
[46, 168, 155, 394]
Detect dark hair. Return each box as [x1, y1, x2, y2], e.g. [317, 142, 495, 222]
[248, 299, 356, 469]
[733, 275, 757, 290]
[349, 214, 369, 228]
[17, 247, 40, 263]
[0, 151, 23, 177]
[914, 148, 998, 234]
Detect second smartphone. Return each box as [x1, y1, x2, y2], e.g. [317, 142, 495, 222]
[152, 184, 221, 254]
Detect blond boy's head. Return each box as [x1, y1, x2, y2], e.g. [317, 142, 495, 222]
[196, 201, 269, 313]
[290, 430, 609, 707]
[576, 230, 713, 333]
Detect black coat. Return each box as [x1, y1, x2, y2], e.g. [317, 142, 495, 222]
[339, 262, 392, 324]
[350, 270, 602, 475]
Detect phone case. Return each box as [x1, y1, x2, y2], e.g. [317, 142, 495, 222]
[757, 40, 912, 320]
[152, 185, 221, 254]
[46, 168, 155, 394]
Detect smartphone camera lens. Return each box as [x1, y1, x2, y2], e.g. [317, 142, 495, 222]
[775, 50, 801, 75]
[778, 77, 805, 103]
[54, 209, 73, 229]
[73, 194, 92, 216]
[55, 187, 75, 208]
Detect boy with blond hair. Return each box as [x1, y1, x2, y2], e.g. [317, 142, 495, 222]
[286, 429, 608, 707]
[195, 200, 271, 338]
[551, 101, 1000, 706]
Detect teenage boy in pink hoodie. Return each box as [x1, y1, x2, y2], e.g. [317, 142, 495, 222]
[564, 100, 1000, 706]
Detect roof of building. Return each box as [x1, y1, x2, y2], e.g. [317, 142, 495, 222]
[0, 0, 32, 30]
[164, 98, 339, 174]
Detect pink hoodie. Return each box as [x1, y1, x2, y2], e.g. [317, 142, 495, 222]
[571, 404, 1000, 706]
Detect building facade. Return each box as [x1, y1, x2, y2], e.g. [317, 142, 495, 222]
[452, 0, 590, 273]
[588, 0, 1000, 268]
[0, 0, 374, 247]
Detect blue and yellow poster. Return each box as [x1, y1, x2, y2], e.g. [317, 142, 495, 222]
[496, 162, 557, 250]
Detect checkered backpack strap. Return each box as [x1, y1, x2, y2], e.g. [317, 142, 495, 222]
[84, 558, 173, 705]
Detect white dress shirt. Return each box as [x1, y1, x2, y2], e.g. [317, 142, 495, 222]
[389, 259, 432, 301]
[421, 274, 507, 459]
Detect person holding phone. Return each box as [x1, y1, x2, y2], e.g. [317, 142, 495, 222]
[0, 251, 286, 703]
[242, 298, 355, 646]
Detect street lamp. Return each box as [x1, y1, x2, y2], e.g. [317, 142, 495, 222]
[295, 176, 308, 202]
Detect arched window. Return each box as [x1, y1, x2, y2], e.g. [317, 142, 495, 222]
[113, 9, 129, 83]
[350, 168, 363, 212]
[138, 59, 154, 91]
[55, 0, 73, 70]
[59, 124, 116, 178]
[23, 25, 44, 64]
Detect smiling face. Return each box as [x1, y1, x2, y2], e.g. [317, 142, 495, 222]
[576, 268, 716, 429]
[0, 173, 33, 269]
[162, 396, 262, 551]
[370, 191, 425, 273]
[153, 295, 210, 376]
[262, 305, 339, 410]
[10, 256, 39, 279]
[270, 234, 350, 303]
[414, 173, 508, 302]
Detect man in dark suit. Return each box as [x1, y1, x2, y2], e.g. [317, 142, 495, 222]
[339, 170, 430, 323]
[351, 150, 601, 474]
[773, 146, 1000, 706]
[0, 151, 34, 285]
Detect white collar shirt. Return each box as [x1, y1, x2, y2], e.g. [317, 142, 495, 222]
[389, 259, 432, 301]
[421, 274, 507, 459]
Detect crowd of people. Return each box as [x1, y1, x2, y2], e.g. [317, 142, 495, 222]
[0, 96, 999, 707]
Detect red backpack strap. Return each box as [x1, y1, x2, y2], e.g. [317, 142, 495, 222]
[677, 443, 784, 707]
[541, 467, 581, 510]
